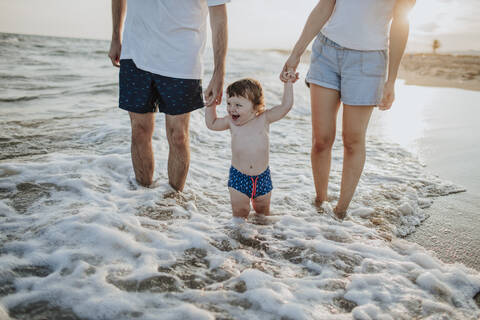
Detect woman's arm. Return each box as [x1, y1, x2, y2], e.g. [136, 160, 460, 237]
[378, 0, 416, 110]
[280, 0, 336, 82]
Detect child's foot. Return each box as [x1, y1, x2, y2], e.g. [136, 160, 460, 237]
[251, 213, 279, 225]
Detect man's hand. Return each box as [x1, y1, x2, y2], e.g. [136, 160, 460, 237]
[378, 81, 395, 110]
[108, 39, 122, 67]
[207, 4, 227, 107]
[204, 72, 224, 107]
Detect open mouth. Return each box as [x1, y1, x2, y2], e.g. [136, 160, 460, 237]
[231, 114, 239, 121]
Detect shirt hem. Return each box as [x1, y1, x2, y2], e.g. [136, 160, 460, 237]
[123, 56, 202, 80]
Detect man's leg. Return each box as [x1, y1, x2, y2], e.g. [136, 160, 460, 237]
[310, 84, 341, 205]
[165, 113, 190, 191]
[335, 104, 374, 217]
[129, 112, 155, 187]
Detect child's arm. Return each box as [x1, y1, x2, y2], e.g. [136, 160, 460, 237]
[205, 105, 230, 131]
[265, 79, 294, 124]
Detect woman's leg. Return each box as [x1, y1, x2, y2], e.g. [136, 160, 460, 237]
[310, 84, 341, 204]
[336, 104, 374, 217]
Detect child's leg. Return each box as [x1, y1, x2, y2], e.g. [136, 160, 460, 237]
[252, 192, 271, 215]
[229, 187, 251, 218]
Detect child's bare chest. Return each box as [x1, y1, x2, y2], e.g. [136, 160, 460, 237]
[230, 116, 269, 146]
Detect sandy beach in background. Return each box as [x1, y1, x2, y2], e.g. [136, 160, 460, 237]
[399, 53, 480, 91]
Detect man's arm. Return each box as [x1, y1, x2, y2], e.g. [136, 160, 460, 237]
[378, 0, 415, 110]
[204, 4, 228, 107]
[108, 0, 127, 67]
[280, 0, 336, 82]
[205, 105, 230, 131]
[265, 81, 294, 124]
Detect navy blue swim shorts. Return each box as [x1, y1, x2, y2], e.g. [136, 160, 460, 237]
[119, 59, 204, 115]
[228, 166, 273, 199]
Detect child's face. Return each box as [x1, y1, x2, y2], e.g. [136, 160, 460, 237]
[227, 95, 257, 126]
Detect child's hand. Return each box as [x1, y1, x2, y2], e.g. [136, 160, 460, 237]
[282, 71, 299, 83]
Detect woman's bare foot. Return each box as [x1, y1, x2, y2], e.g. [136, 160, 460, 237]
[333, 206, 347, 220]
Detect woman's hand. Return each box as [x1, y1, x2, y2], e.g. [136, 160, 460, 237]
[280, 54, 301, 83]
[378, 81, 395, 110]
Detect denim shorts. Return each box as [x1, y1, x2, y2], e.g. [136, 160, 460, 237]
[119, 59, 204, 115]
[306, 33, 387, 106]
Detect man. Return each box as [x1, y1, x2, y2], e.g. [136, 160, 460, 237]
[108, 0, 228, 190]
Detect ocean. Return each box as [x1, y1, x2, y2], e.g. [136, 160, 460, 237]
[0, 33, 479, 320]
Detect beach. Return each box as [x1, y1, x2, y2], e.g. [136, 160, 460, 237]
[367, 82, 480, 272]
[399, 53, 480, 91]
[386, 52, 480, 271]
[1, 33, 480, 319]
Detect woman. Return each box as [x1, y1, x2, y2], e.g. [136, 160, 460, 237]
[281, 0, 415, 219]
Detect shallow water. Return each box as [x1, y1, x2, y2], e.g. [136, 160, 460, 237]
[0, 33, 479, 320]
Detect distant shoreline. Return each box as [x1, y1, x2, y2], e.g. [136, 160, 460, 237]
[398, 53, 480, 91]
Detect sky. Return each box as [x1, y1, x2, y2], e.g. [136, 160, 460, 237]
[1, 0, 480, 53]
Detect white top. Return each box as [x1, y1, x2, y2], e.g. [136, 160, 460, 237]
[322, 0, 396, 51]
[121, 0, 229, 80]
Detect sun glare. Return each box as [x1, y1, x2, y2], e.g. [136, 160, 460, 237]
[408, 1, 436, 30]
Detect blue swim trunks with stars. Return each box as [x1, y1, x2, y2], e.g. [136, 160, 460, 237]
[228, 166, 273, 199]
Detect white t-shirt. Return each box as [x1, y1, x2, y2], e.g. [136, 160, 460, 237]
[120, 0, 229, 80]
[322, 0, 396, 51]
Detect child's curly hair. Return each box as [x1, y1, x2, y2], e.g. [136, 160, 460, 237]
[226, 78, 265, 114]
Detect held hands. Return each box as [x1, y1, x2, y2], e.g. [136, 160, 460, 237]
[282, 70, 299, 83]
[204, 71, 224, 107]
[378, 81, 395, 110]
[280, 54, 301, 83]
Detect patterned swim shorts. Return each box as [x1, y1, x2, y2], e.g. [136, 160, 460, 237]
[228, 166, 273, 199]
[119, 59, 204, 115]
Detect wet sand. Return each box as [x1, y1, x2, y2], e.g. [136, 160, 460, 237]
[407, 192, 480, 271]
[368, 82, 480, 271]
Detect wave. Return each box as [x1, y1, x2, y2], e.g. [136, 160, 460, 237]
[0, 96, 39, 103]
